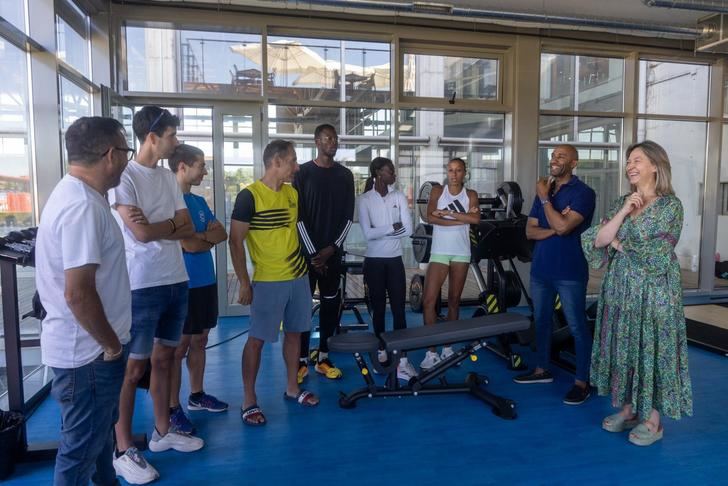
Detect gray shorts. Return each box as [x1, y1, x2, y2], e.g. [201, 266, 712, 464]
[249, 275, 312, 343]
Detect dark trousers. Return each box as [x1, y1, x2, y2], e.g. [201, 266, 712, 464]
[363, 256, 407, 338]
[300, 257, 342, 358]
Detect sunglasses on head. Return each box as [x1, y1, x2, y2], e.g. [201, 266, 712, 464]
[149, 109, 171, 133]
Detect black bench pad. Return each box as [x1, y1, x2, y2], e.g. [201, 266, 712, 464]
[382, 313, 529, 351]
[328, 332, 380, 353]
[328, 313, 529, 354]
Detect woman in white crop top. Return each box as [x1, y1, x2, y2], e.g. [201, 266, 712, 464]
[420, 158, 481, 371]
[358, 157, 417, 379]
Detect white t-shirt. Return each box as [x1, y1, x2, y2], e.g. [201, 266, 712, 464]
[357, 187, 412, 258]
[36, 175, 131, 369]
[431, 186, 472, 257]
[108, 160, 189, 290]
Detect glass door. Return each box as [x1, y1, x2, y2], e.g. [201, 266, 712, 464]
[213, 104, 263, 316]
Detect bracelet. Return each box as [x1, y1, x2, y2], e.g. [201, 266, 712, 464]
[168, 218, 176, 233]
[540, 199, 551, 206]
[103, 347, 123, 361]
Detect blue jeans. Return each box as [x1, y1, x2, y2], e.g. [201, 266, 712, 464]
[50, 347, 128, 486]
[530, 276, 591, 383]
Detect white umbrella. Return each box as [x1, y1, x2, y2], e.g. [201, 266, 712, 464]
[230, 40, 327, 85]
[293, 60, 392, 90]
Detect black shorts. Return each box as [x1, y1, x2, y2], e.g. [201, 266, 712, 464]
[182, 284, 219, 335]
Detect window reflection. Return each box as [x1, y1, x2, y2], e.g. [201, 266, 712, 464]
[126, 27, 262, 95]
[402, 54, 498, 101]
[0, 39, 33, 234]
[638, 60, 709, 117]
[0, 0, 27, 33]
[540, 54, 624, 112]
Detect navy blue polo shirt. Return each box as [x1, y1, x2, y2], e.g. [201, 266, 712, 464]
[528, 176, 596, 282]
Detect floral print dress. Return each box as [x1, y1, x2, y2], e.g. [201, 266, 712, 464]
[581, 194, 692, 420]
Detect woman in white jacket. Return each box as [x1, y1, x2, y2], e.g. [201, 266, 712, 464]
[357, 157, 417, 380]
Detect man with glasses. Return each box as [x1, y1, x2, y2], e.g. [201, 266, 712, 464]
[513, 144, 596, 406]
[110, 106, 204, 485]
[36, 116, 133, 485]
[167, 144, 229, 435]
[294, 124, 355, 382]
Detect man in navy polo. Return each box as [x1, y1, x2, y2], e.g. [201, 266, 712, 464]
[514, 144, 596, 405]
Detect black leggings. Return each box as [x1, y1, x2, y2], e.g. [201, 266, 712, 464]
[363, 256, 407, 338]
[300, 258, 342, 358]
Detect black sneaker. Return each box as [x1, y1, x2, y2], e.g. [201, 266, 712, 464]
[513, 369, 554, 384]
[563, 384, 591, 405]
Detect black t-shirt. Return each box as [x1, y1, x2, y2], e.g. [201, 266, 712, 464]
[293, 160, 355, 256]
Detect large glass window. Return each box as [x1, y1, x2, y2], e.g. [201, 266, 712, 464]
[540, 54, 624, 112]
[56, 0, 90, 77]
[637, 119, 706, 289]
[0, 0, 27, 33]
[0, 39, 33, 234]
[402, 52, 498, 101]
[60, 75, 92, 167]
[125, 26, 262, 95]
[264, 36, 391, 104]
[716, 124, 728, 289]
[638, 60, 710, 117]
[539, 52, 625, 294]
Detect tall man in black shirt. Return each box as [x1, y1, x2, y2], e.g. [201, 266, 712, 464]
[295, 124, 355, 382]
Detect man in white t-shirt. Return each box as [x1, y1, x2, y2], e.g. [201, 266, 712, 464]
[36, 116, 133, 485]
[109, 106, 204, 484]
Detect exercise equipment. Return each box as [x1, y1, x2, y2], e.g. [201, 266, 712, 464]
[328, 312, 530, 419]
[684, 304, 728, 356]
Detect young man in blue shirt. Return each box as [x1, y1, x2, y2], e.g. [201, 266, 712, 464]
[168, 144, 229, 433]
[514, 144, 596, 405]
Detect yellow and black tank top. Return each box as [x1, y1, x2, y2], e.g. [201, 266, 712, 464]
[230, 180, 307, 282]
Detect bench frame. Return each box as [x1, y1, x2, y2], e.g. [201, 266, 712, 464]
[336, 338, 517, 419]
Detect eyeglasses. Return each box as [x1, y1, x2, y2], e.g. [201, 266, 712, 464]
[102, 146, 136, 161]
[149, 109, 170, 133]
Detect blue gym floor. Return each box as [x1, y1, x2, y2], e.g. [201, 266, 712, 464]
[7, 309, 728, 485]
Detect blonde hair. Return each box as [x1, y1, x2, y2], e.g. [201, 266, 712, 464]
[625, 140, 674, 196]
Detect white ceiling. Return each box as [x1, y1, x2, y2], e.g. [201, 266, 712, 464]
[138, 0, 719, 36]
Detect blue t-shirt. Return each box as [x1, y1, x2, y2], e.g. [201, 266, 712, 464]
[528, 176, 596, 282]
[183, 193, 216, 288]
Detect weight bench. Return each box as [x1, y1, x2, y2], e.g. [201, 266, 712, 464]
[328, 313, 530, 419]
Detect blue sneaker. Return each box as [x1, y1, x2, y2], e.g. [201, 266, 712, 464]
[169, 405, 196, 434]
[188, 392, 229, 413]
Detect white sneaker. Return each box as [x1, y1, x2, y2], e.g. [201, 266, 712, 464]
[148, 428, 204, 453]
[113, 447, 159, 485]
[420, 351, 441, 371]
[440, 346, 455, 360]
[397, 359, 418, 381]
[377, 349, 388, 363]
[440, 346, 462, 366]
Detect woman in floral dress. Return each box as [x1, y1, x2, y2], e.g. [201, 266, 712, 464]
[581, 140, 692, 446]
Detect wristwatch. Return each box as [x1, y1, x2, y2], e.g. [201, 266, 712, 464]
[540, 198, 550, 206]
